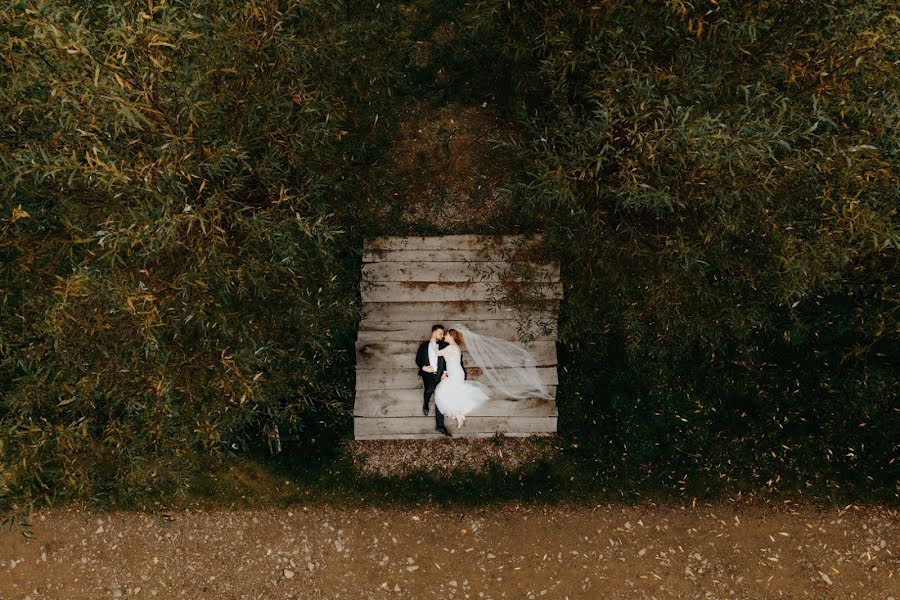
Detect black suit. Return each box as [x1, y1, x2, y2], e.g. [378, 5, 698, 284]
[415, 339, 467, 429]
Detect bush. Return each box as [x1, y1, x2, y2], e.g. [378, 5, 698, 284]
[2, 0, 896, 512]
[0, 0, 415, 509]
[462, 0, 898, 499]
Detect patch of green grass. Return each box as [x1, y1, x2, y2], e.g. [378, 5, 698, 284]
[102, 426, 894, 517]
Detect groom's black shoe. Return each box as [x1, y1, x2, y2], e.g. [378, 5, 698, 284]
[436, 425, 451, 437]
[423, 403, 429, 416]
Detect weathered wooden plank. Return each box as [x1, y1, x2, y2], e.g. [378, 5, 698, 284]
[354, 235, 561, 440]
[353, 416, 557, 437]
[362, 261, 560, 283]
[364, 249, 496, 263]
[363, 248, 556, 263]
[355, 431, 556, 440]
[356, 386, 558, 402]
[356, 387, 558, 406]
[361, 281, 563, 303]
[354, 400, 558, 419]
[358, 319, 557, 342]
[356, 340, 557, 369]
[361, 301, 559, 323]
[356, 339, 556, 357]
[365, 235, 543, 252]
[354, 393, 557, 417]
[356, 385, 558, 403]
[355, 367, 559, 390]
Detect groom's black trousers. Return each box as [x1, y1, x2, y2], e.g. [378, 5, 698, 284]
[422, 373, 445, 429]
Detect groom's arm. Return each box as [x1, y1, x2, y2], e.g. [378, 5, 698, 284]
[414, 343, 424, 366]
[461, 353, 467, 380]
[415, 343, 431, 377]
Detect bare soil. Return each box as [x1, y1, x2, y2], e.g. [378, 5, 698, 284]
[2, 503, 896, 599]
[374, 101, 526, 230]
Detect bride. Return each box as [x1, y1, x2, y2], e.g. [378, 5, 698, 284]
[434, 325, 553, 429]
[434, 329, 490, 428]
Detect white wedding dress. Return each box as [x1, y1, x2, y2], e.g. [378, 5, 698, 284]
[434, 344, 490, 425]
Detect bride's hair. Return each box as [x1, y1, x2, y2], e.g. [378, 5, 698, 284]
[446, 329, 465, 348]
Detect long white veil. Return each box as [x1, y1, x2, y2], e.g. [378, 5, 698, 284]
[450, 323, 553, 400]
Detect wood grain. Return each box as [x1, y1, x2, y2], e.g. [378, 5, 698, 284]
[362, 261, 560, 283]
[354, 390, 558, 417]
[363, 249, 504, 263]
[356, 398, 557, 418]
[361, 301, 559, 323]
[353, 416, 558, 437]
[355, 340, 557, 369]
[354, 235, 561, 439]
[355, 431, 556, 440]
[355, 367, 560, 390]
[358, 319, 557, 342]
[361, 281, 563, 303]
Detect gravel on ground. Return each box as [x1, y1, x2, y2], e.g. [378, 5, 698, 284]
[1, 503, 896, 599]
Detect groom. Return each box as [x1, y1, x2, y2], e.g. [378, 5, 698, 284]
[415, 324, 452, 437]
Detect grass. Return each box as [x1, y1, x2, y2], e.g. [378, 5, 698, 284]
[83, 414, 894, 519]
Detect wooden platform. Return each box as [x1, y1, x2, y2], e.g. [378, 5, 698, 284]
[354, 235, 562, 440]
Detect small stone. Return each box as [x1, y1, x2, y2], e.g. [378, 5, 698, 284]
[284, 569, 294, 579]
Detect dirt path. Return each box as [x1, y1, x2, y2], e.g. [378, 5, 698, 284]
[1, 504, 896, 599]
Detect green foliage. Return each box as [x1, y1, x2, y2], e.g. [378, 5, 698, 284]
[1, 0, 897, 514]
[0, 0, 417, 510]
[460, 0, 899, 499]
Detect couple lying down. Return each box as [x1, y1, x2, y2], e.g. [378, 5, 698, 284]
[414, 323, 551, 437]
